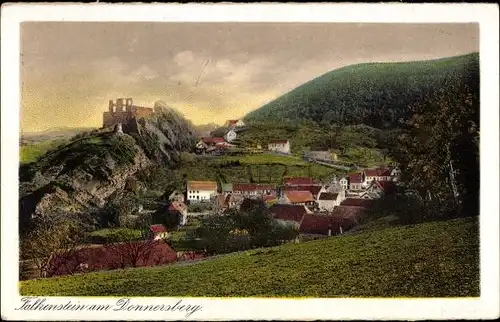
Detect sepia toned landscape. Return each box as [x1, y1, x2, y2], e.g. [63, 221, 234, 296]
[18, 22, 479, 297]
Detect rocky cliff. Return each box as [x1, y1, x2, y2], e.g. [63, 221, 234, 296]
[19, 107, 196, 230]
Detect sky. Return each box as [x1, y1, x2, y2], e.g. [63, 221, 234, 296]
[20, 22, 479, 132]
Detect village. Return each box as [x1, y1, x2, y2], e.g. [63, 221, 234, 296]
[24, 100, 402, 280]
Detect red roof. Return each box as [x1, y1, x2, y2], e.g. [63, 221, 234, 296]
[233, 183, 276, 192]
[348, 173, 363, 184]
[340, 198, 376, 208]
[201, 137, 225, 144]
[227, 120, 239, 125]
[47, 240, 179, 277]
[364, 167, 391, 177]
[284, 191, 315, 204]
[299, 214, 357, 236]
[269, 204, 308, 223]
[330, 206, 366, 223]
[168, 201, 187, 213]
[269, 140, 289, 144]
[283, 177, 316, 186]
[373, 180, 397, 194]
[318, 192, 338, 201]
[150, 224, 167, 234]
[282, 185, 323, 197]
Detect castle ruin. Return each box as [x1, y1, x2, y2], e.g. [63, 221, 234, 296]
[103, 98, 154, 128]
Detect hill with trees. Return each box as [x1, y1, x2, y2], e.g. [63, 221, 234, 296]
[244, 53, 479, 128]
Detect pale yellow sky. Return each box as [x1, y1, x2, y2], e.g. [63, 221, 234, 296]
[21, 22, 479, 132]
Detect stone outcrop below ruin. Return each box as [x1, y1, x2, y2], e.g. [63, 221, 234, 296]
[19, 107, 196, 230]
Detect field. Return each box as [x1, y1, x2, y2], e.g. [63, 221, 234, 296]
[20, 139, 68, 164]
[185, 153, 339, 184]
[20, 217, 479, 297]
[218, 153, 308, 166]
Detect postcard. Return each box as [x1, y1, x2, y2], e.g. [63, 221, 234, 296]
[1, 3, 499, 321]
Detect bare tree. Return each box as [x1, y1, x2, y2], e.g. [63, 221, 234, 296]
[105, 224, 160, 268]
[20, 215, 86, 278]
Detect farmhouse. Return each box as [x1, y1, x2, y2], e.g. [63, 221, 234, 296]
[348, 173, 364, 191]
[224, 130, 237, 142]
[362, 167, 392, 187]
[268, 140, 291, 154]
[299, 214, 357, 237]
[282, 185, 326, 200]
[46, 240, 178, 277]
[187, 181, 218, 202]
[149, 224, 169, 240]
[232, 183, 276, 196]
[269, 204, 311, 227]
[168, 201, 188, 226]
[317, 192, 340, 212]
[283, 191, 315, 206]
[226, 119, 246, 128]
[339, 177, 349, 190]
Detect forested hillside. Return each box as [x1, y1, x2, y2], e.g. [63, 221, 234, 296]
[244, 53, 479, 128]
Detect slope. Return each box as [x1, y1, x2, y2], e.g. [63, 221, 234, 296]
[244, 53, 479, 128]
[20, 217, 479, 297]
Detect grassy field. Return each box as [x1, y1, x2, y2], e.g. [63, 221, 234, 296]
[87, 228, 143, 244]
[20, 217, 479, 297]
[20, 139, 68, 164]
[218, 153, 308, 166]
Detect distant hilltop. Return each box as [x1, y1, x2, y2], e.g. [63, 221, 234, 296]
[103, 98, 158, 128]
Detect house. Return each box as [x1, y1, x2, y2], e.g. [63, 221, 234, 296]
[268, 140, 291, 154]
[168, 201, 188, 226]
[282, 185, 326, 200]
[201, 137, 225, 146]
[317, 192, 340, 211]
[330, 205, 367, 226]
[299, 214, 357, 237]
[269, 204, 311, 227]
[232, 183, 276, 196]
[362, 167, 392, 187]
[168, 190, 185, 203]
[187, 181, 218, 202]
[365, 180, 397, 198]
[339, 177, 349, 190]
[226, 119, 245, 128]
[283, 177, 316, 186]
[149, 224, 169, 240]
[224, 130, 237, 142]
[46, 240, 179, 277]
[283, 190, 315, 206]
[348, 173, 364, 191]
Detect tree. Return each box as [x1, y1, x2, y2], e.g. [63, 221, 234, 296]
[391, 79, 479, 219]
[20, 214, 87, 278]
[105, 223, 159, 268]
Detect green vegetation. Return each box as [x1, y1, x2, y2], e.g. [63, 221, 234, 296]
[87, 228, 143, 244]
[219, 153, 308, 166]
[20, 217, 479, 297]
[244, 53, 479, 129]
[20, 139, 67, 164]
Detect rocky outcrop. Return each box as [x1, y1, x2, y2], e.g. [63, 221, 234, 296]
[19, 108, 196, 230]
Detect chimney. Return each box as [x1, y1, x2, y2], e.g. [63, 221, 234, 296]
[108, 100, 114, 113]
